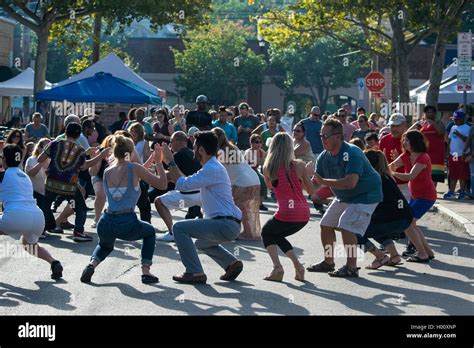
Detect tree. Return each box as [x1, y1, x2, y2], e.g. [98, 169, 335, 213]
[258, 0, 453, 103]
[0, 0, 211, 93]
[173, 20, 266, 106]
[425, 0, 470, 107]
[269, 31, 369, 111]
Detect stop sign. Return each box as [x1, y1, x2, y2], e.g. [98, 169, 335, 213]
[365, 72, 385, 92]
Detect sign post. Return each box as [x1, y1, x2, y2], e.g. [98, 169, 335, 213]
[365, 71, 385, 114]
[457, 32, 472, 112]
[357, 78, 364, 108]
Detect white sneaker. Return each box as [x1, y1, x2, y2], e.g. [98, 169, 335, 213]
[156, 232, 174, 242]
[91, 221, 97, 228]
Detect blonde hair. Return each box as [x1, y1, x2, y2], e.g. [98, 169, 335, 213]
[263, 132, 295, 180]
[33, 138, 51, 157]
[101, 134, 114, 149]
[113, 135, 135, 160]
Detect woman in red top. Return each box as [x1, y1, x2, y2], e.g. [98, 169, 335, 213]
[262, 132, 317, 282]
[409, 105, 446, 187]
[390, 130, 436, 263]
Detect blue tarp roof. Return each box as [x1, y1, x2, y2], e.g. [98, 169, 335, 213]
[35, 72, 162, 104]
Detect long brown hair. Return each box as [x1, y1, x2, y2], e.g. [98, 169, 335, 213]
[364, 149, 392, 178]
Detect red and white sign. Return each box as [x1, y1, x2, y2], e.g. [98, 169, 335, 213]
[365, 72, 385, 92]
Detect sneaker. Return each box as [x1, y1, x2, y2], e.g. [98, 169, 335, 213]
[259, 204, 269, 211]
[48, 227, 64, 234]
[59, 222, 75, 230]
[156, 232, 174, 242]
[443, 191, 454, 199]
[91, 221, 97, 228]
[80, 264, 95, 283]
[73, 231, 93, 242]
[457, 191, 466, 200]
[39, 231, 49, 239]
[51, 260, 63, 280]
[402, 243, 417, 257]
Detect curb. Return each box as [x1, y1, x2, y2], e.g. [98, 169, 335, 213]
[433, 203, 474, 237]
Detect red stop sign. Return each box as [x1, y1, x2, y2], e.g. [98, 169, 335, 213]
[365, 72, 385, 92]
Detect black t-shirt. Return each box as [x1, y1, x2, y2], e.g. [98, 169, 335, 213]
[371, 175, 413, 224]
[186, 110, 212, 131]
[174, 147, 201, 177]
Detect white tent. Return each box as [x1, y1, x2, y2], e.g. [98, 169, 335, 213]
[0, 68, 52, 96]
[415, 66, 474, 104]
[55, 52, 166, 98]
[409, 62, 458, 100]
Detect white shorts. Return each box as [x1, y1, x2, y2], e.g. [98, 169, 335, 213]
[397, 183, 411, 202]
[320, 200, 378, 236]
[0, 209, 45, 244]
[158, 190, 201, 210]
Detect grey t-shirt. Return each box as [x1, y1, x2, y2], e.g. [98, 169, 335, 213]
[25, 123, 49, 140]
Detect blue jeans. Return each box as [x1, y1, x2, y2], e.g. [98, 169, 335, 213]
[92, 212, 156, 265]
[173, 218, 241, 273]
[470, 162, 474, 196]
[42, 188, 87, 233]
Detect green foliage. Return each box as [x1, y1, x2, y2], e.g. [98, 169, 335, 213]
[173, 20, 266, 105]
[269, 30, 369, 109]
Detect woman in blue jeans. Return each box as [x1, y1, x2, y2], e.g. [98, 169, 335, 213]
[80, 135, 167, 284]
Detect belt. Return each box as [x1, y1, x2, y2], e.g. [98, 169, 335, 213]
[106, 208, 134, 216]
[212, 215, 241, 224]
[180, 190, 200, 195]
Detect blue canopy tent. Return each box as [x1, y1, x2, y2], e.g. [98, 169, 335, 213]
[35, 72, 163, 104]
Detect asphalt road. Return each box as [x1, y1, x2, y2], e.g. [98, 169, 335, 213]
[0, 198, 473, 315]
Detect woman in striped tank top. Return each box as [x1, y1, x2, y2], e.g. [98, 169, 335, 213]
[262, 133, 317, 282]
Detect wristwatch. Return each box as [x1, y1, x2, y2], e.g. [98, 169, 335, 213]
[168, 160, 177, 167]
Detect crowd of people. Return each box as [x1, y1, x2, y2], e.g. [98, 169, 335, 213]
[0, 95, 473, 284]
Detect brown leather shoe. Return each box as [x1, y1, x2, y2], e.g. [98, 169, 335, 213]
[220, 260, 243, 281]
[172, 273, 207, 284]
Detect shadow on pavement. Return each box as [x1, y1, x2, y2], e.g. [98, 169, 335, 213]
[0, 281, 76, 311]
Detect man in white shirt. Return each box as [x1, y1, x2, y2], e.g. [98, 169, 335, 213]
[445, 110, 471, 199]
[164, 131, 243, 284]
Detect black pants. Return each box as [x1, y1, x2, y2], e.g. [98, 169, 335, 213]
[137, 180, 151, 223]
[261, 217, 307, 253]
[33, 191, 45, 211]
[42, 189, 87, 233]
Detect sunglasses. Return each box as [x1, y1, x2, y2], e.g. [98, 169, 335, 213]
[320, 133, 342, 139]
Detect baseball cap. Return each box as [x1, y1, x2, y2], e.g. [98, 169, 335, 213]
[453, 110, 465, 120]
[188, 126, 200, 136]
[387, 113, 406, 126]
[196, 95, 208, 103]
[310, 106, 321, 114]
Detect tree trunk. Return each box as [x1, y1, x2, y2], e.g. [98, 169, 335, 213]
[92, 13, 102, 63]
[425, 25, 449, 108]
[390, 50, 398, 101]
[34, 26, 50, 94]
[397, 49, 410, 103]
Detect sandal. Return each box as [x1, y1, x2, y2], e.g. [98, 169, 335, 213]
[365, 255, 390, 270]
[386, 255, 403, 267]
[328, 265, 359, 278]
[306, 260, 335, 273]
[406, 255, 430, 263]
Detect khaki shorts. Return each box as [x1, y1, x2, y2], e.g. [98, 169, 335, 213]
[320, 200, 378, 236]
[159, 190, 201, 210]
